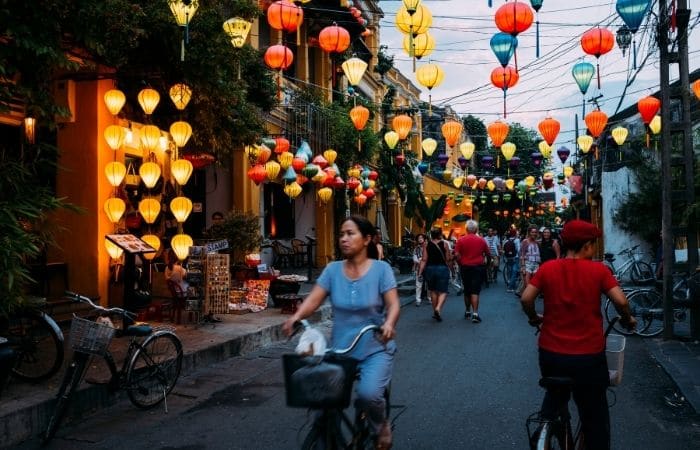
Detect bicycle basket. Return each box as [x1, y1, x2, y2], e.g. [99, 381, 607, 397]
[606, 334, 626, 386]
[283, 353, 358, 409]
[69, 317, 116, 356]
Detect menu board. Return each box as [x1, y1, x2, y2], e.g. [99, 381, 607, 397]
[106, 234, 156, 254]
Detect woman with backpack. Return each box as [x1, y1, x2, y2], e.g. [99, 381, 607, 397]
[503, 229, 520, 293]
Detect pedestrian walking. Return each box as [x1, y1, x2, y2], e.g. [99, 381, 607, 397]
[519, 226, 541, 295]
[412, 233, 427, 306]
[502, 228, 520, 292]
[538, 227, 561, 264]
[417, 228, 452, 322]
[454, 220, 490, 323]
[484, 227, 502, 281]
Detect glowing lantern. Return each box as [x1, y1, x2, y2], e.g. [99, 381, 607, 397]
[649, 115, 661, 135]
[264, 44, 294, 70]
[104, 125, 125, 151]
[341, 57, 368, 86]
[171, 234, 193, 261]
[169, 83, 192, 110]
[267, 0, 304, 35]
[487, 180, 496, 191]
[395, 4, 432, 37]
[279, 151, 293, 169]
[140, 234, 161, 261]
[415, 62, 444, 113]
[138, 162, 160, 188]
[170, 197, 193, 223]
[564, 166, 574, 178]
[538, 116, 560, 146]
[577, 135, 594, 154]
[442, 120, 463, 148]
[170, 121, 192, 148]
[580, 27, 615, 89]
[104, 197, 125, 223]
[349, 105, 370, 131]
[422, 138, 438, 156]
[505, 178, 515, 190]
[319, 24, 350, 53]
[138, 198, 161, 224]
[494, 1, 533, 70]
[265, 160, 281, 180]
[105, 161, 127, 187]
[171, 159, 194, 185]
[525, 175, 535, 187]
[137, 88, 160, 115]
[223, 17, 252, 48]
[585, 109, 608, 138]
[488, 120, 509, 148]
[637, 95, 660, 124]
[384, 131, 399, 150]
[105, 239, 123, 260]
[392, 115, 413, 140]
[611, 126, 629, 146]
[501, 142, 516, 160]
[693, 80, 700, 100]
[317, 187, 333, 204]
[140, 125, 162, 154]
[248, 164, 267, 185]
[284, 181, 303, 199]
[453, 177, 464, 188]
[538, 140, 552, 158]
[323, 149, 337, 165]
[460, 142, 475, 159]
[104, 89, 126, 116]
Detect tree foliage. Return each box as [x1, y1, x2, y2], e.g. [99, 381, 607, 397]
[462, 114, 487, 152]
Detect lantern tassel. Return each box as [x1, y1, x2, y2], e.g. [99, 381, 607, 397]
[632, 39, 637, 70]
[503, 88, 507, 119]
[181, 38, 185, 62]
[428, 93, 432, 116]
[646, 131, 650, 149]
[596, 61, 601, 89]
[536, 19, 540, 58]
[297, 18, 301, 47]
[488, 0, 492, 7]
[671, 0, 677, 32]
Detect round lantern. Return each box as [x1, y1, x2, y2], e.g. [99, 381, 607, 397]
[478, 178, 488, 190]
[318, 24, 350, 53]
[611, 126, 629, 146]
[495, 1, 534, 36]
[403, 32, 435, 59]
[138, 198, 161, 224]
[137, 88, 160, 115]
[105, 239, 124, 260]
[170, 121, 193, 148]
[170, 197, 193, 223]
[488, 120, 509, 148]
[580, 27, 615, 88]
[441, 120, 463, 148]
[422, 138, 438, 156]
[265, 160, 281, 180]
[323, 149, 337, 165]
[491, 66, 519, 90]
[317, 187, 333, 204]
[395, 4, 432, 37]
[284, 181, 303, 199]
[460, 141, 475, 160]
[350, 105, 370, 131]
[585, 109, 608, 138]
[104, 125, 125, 151]
[637, 95, 660, 124]
[538, 116, 560, 146]
[140, 125, 162, 154]
[577, 135, 594, 154]
[171, 234, 193, 261]
[169, 83, 192, 110]
[267, 0, 303, 33]
[264, 44, 294, 70]
[332, 176, 345, 189]
[416, 62, 445, 114]
[104, 197, 125, 223]
[139, 162, 161, 188]
[105, 161, 127, 187]
[140, 234, 161, 261]
[392, 114, 413, 140]
[248, 164, 267, 185]
[384, 131, 399, 149]
[649, 115, 661, 135]
[538, 140, 552, 158]
[171, 159, 194, 186]
[104, 89, 126, 116]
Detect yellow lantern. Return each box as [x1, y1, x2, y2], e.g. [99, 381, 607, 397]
[105, 239, 124, 260]
[104, 89, 126, 116]
[104, 197, 126, 223]
[505, 178, 515, 190]
[23, 117, 36, 144]
[278, 151, 294, 170]
[245, 144, 259, 160]
[169, 83, 192, 110]
[611, 126, 628, 146]
[265, 160, 281, 180]
[170, 121, 193, 148]
[159, 136, 169, 152]
[525, 175, 535, 187]
[284, 181, 303, 199]
[577, 135, 594, 154]
[459, 141, 475, 159]
[403, 0, 422, 14]
[487, 180, 496, 191]
[170, 196, 193, 223]
[501, 142, 516, 161]
[403, 32, 435, 59]
[104, 125, 126, 151]
[649, 115, 661, 135]
[137, 88, 160, 115]
[538, 140, 552, 159]
[564, 166, 574, 178]
[323, 149, 337, 166]
[105, 161, 127, 187]
[347, 166, 361, 179]
[138, 198, 161, 224]
[442, 170, 452, 181]
[395, 4, 432, 36]
[384, 131, 399, 150]
[171, 233, 193, 261]
[317, 187, 333, 204]
[139, 162, 161, 188]
[341, 57, 368, 86]
[223, 17, 252, 48]
[140, 234, 161, 261]
[140, 125, 162, 154]
[171, 159, 193, 185]
[169, 0, 199, 26]
[453, 176, 464, 188]
[421, 138, 437, 157]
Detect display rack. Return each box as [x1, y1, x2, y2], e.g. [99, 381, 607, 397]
[205, 253, 230, 315]
[185, 246, 206, 323]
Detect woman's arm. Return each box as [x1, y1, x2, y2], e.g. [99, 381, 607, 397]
[417, 242, 428, 276]
[377, 244, 385, 261]
[553, 240, 561, 259]
[381, 287, 400, 341]
[282, 284, 328, 336]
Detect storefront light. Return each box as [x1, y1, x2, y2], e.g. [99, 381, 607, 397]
[170, 196, 193, 223]
[104, 197, 126, 223]
[139, 162, 161, 188]
[105, 161, 127, 187]
[171, 159, 193, 185]
[171, 234, 193, 261]
[138, 198, 161, 224]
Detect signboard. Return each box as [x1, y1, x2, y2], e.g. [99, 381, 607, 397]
[106, 234, 156, 254]
[205, 239, 229, 253]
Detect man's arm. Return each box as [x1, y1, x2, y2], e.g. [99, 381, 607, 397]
[520, 284, 542, 326]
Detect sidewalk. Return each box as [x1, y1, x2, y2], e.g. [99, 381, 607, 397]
[645, 337, 700, 414]
[0, 267, 416, 448]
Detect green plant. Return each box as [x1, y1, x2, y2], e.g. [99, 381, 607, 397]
[209, 210, 262, 263]
[405, 193, 448, 232]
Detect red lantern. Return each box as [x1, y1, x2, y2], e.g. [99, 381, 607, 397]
[392, 114, 413, 140]
[354, 193, 367, 206]
[490, 66, 519, 118]
[312, 154, 328, 169]
[487, 120, 510, 148]
[292, 157, 306, 172]
[368, 170, 378, 181]
[318, 24, 350, 54]
[296, 174, 309, 185]
[494, 1, 533, 71]
[332, 176, 345, 189]
[267, 0, 303, 33]
[247, 164, 267, 185]
[584, 109, 608, 138]
[274, 137, 290, 154]
[441, 120, 463, 148]
[349, 105, 370, 131]
[363, 188, 375, 200]
[580, 27, 614, 89]
[264, 44, 294, 70]
[350, 7, 362, 18]
[183, 152, 216, 169]
[538, 116, 560, 146]
[347, 177, 360, 191]
[395, 153, 406, 166]
[637, 96, 660, 124]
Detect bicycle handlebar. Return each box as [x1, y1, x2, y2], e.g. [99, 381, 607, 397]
[291, 321, 383, 356]
[65, 291, 136, 320]
[617, 244, 640, 255]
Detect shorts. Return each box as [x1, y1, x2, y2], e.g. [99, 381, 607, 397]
[460, 265, 484, 296]
[424, 265, 450, 294]
[524, 261, 540, 274]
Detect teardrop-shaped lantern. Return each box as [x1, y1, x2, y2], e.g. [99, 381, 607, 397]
[138, 198, 161, 224]
[139, 162, 161, 188]
[317, 187, 333, 204]
[488, 120, 510, 148]
[422, 138, 438, 156]
[577, 135, 594, 154]
[284, 181, 303, 199]
[557, 147, 571, 164]
[323, 149, 337, 165]
[538, 116, 560, 146]
[453, 177, 464, 188]
[501, 142, 516, 161]
[616, 0, 652, 34]
[585, 109, 608, 138]
[392, 115, 413, 140]
[637, 95, 660, 124]
[571, 61, 595, 95]
[140, 234, 161, 261]
[460, 142, 475, 159]
[490, 32, 518, 67]
[384, 131, 399, 149]
[104, 197, 126, 223]
[349, 105, 370, 131]
[171, 234, 193, 261]
[104, 89, 126, 116]
[171, 159, 194, 185]
[105, 161, 127, 187]
[105, 239, 124, 260]
[564, 166, 574, 178]
[649, 115, 661, 135]
[611, 126, 629, 146]
[138, 88, 160, 115]
[441, 120, 463, 148]
[170, 196, 193, 223]
[169, 83, 192, 110]
[104, 125, 126, 151]
[538, 140, 552, 159]
[170, 121, 193, 148]
[140, 125, 162, 154]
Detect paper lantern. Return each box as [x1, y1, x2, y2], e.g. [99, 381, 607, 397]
[104, 125, 126, 151]
[138, 198, 161, 224]
[501, 142, 516, 160]
[319, 24, 350, 53]
[538, 140, 552, 158]
[460, 142, 475, 160]
[453, 177, 464, 188]
[284, 181, 303, 199]
[278, 151, 293, 169]
[490, 32, 518, 68]
[317, 187, 333, 204]
[223, 17, 252, 48]
[323, 149, 337, 166]
[481, 156, 494, 170]
[580, 27, 614, 88]
[577, 135, 594, 153]
[105, 161, 127, 187]
[529, 153, 542, 167]
[171, 234, 193, 261]
[564, 166, 574, 178]
[403, 0, 422, 15]
[170, 121, 192, 148]
[395, 154, 406, 166]
[265, 160, 281, 180]
[257, 145, 272, 164]
[349, 105, 370, 131]
[442, 120, 463, 148]
[392, 115, 413, 140]
[585, 109, 608, 138]
[422, 138, 438, 156]
[354, 193, 368, 206]
[611, 126, 629, 146]
[490, 66, 519, 89]
[140, 234, 161, 261]
[137, 88, 160, 115]
[693, 79, 700, 100]
[169, 83, 192, 110]
[495, 1, 534, 36]
[403, 32, 435, 59]
[525, 175, 535, 187]
[571, 61, 596, 95]
[488, 120, 509, 148]
[140, 125, 162, 154]
[169, 0, 199, 26]
[341, 57, 368, 86]
[104, 197, 125, 223]
[649, 115, 661, 135]
[104, 89, 126, 115]
[616, 0, 652, 34]
[637, 95, 660, 124]
[170, 159, 193, 186]
[505, 178, 515, 190]
[538, 116, 560, 146]
[139, 162, 161, 188]
[105, 239, 123, 260]
[557, 147, 570, 164]
[264, 44, 294, 70]
[266, 0, 303, 33]
[384, 131, 399, 150]
[247, 164, 267, 185]
[274, 137, 290, 155]
[395, 4, 432, 36]
[170, 197, 193, 223]
[292, 156, 308, 172]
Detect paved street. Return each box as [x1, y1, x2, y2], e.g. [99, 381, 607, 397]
[22, 280, 700, 450]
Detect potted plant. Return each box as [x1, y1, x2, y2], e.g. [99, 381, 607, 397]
[209, 209, 262, 267]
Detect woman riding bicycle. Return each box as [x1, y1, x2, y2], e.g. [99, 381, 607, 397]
[283, 215, 400, 450]
[520, 220, 636, 450]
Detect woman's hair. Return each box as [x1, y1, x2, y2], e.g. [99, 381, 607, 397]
[430, 227, 443, 239]
[415, 233, 426, 242]
[340, 215, 379, 259]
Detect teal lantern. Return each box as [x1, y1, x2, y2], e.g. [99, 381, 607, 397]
[492, 194, 500, 204]
[572, 61, 595, 115]
[530, 0, 544, 57]
[490, 33, 518, 67]
[616, 0, 651, 68]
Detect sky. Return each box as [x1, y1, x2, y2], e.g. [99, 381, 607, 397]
[377, 0, 699, 148]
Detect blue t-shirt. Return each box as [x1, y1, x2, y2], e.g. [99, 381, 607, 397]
[316, 259, 397, 360]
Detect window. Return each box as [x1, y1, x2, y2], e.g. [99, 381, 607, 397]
[264, 183, 294, 239]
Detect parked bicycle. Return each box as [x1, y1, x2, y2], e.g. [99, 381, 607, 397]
[0, 300, 64, 382]
[284, 321, 395, 450]
[43, 292, 183, 443]
[603, 244, 654, 284]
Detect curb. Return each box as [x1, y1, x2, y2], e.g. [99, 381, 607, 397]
[645, 338, 700, 414]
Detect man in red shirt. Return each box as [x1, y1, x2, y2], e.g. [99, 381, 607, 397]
[520, 220, 636, 449]
[454, 220, 490, 323]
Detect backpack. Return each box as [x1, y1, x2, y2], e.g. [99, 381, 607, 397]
[503, 238, 517, 258]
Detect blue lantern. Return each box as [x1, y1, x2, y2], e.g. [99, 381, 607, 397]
[572, 61, 595, 116]
[530, 1, 544, 57]
[417, 161, 429, 175]
[490, 33, 518, 68]
[458, 156, 469, 170]
[616, 0, 651, 69]
[437, 152, 449, 168]
[530, 0, 544, 11]
[481, 155, 494, 170]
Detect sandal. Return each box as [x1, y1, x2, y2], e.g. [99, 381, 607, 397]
[375, 421, 392, 450]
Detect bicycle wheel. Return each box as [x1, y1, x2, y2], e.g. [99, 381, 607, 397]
[7, 310, 64, 382]
[535, 422, 568, 450]
[630, 261, 654, 284]
[630, 290, 664, 337]
[604, 298, 636, 336]
[301, 412, 345, 450]
[126, 331, 183, 409]
[43, 353, 89, 444]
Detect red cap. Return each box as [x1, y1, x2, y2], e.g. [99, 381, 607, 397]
[560, 220, 602, 246]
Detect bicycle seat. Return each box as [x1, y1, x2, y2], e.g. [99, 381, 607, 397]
[604, 253, 615, 262]
[539, 377, 574, 388]
[123, 324, 152, 337]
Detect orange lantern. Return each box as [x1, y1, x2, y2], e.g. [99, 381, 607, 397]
[491, 66, 519, 118]
[392, 114, 413, 140]
[267, 0, 304, 45]
[441, 120, 463, 148]
[495, 1, 534, 36]
[257, 145, 272, 164]
[264, 44, 294, 70]
[354, 193, 368, 206]
[580, 27, 614, 89]
[247, 164, 267, 185]
[693, 80, 700, 100]
[488, 120, 509, 148]
[637, 95, 660, 124]
[274, 137, 290, 154]
[538, 116, 560, 146]
[584, 109, 608, 138]
[318, 24, 350, 53]
[349, 105, 370, 131]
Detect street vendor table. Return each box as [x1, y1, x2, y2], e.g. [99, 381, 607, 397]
[270, 275, 308, 308]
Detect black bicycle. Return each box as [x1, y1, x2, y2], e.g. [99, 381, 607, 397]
[284, 321, 394, 449]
